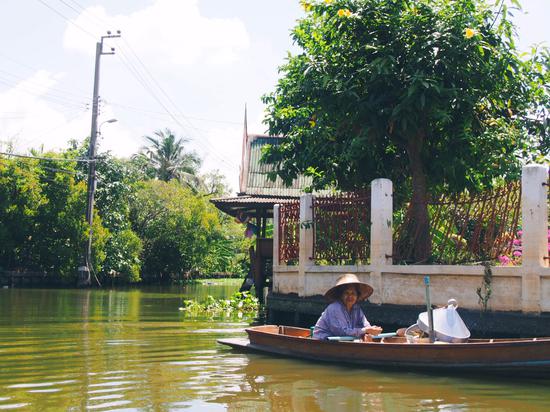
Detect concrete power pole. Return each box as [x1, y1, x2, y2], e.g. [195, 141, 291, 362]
[78, 31, 121, 287]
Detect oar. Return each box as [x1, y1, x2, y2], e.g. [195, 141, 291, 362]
[424, 276, 435, 343]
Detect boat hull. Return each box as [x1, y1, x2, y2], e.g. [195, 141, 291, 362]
[218, 325, 550, 376]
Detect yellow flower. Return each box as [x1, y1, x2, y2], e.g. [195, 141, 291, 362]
[309, 119, 316, 127]
[324, 0, 334, 4]
[464, 28, 476, 39]
[301, 1, 312, 11]
[337, 8, 352, 17]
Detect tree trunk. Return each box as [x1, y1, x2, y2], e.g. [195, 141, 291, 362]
[406, 131, 431, 262]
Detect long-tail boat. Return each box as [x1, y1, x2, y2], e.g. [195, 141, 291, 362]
[218, 325, 550, 376]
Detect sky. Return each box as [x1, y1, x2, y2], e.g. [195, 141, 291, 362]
[0, 0, 548, 194]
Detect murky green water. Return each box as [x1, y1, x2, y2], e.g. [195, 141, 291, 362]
[0, 286, 549, 411]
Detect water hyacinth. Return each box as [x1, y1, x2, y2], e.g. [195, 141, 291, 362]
[180, 291, 259, 318]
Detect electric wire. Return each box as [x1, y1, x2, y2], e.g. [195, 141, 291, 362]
[35, 0, 240, 176]
[0, 76, 89, 110]
[6, 108, 89, 149]
[0, 68, 91, 102]
[113, 46, 237, 174]
[107, 101, 241, 125]
[115, 42, 238, 172]
[51, 0, 240, 171]
[0, 151, 95, 163]
[36, 0, 97, 40]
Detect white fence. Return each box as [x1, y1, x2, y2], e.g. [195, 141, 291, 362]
[272, 165, 549, 313]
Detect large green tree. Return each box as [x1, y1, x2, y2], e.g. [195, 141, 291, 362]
[262, 0, 548, 261]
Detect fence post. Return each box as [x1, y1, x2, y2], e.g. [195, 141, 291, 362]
[521, 164, 549, 313]
[369, 179, 393, 304]
[298, 194, 314, 297]
[273, 204, 280, 267]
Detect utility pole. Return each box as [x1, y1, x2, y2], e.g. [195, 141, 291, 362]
[78, 31, 121, 287]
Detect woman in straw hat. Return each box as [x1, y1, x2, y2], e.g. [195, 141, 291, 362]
[313, 273, 382, 340]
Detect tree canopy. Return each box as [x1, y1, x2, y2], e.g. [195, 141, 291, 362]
[262, 0, 549, 261]
[0, 139, 246, 284]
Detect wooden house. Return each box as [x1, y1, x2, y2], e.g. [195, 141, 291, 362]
[210, 112, 314, 301]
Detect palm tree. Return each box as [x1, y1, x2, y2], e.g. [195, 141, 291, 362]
[136, 129, 202, 188]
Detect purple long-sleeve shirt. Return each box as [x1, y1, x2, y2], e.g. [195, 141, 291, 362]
[313, 301, 371, 340]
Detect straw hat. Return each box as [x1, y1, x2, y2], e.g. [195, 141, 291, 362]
[324, 273, 374, 302]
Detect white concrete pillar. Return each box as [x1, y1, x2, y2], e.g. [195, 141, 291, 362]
[521, 164, 549, 268]
[369, 179, 393, 304]
[521, 164, 548, 313]
[272, 204, 280, 266]
[298, 194, 314, 296]
[370, 179, 393, 266]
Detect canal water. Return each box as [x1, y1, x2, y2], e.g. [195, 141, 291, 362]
[0, 285, 549, 411]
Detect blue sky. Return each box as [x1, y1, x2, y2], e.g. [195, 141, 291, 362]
[0, 0, 547, 193]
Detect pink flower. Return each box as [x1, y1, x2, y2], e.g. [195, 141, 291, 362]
[517, 230, 523, 237]
[512, 250, 522, 257]
[513, 239, 521, 246]
[498, 255, 511, 265]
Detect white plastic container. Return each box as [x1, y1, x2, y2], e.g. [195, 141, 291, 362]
[416, 299, 470, 343]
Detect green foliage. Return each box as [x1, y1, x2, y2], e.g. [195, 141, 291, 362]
[0, 154, 108, 281]
[0, 157, 45, 270]
[262, 0, 548, 261]
[0, 137, 245, 285]
[93, 155, 143, 283]
[180, 291, 259, 318]
[130, 180, 245, 282]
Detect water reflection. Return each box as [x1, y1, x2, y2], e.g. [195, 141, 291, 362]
[214, 353, 550, 411]
[0, 286, 549, 411]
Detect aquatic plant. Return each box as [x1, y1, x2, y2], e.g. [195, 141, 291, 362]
[180, 291, 259, 318]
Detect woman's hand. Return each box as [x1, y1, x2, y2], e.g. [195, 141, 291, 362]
[363, 326, 383, 336]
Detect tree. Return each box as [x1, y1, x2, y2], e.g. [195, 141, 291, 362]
[0, 154, 109, 281]
[262, 0, 548, 261]
[93, 155, 143, 283]
[129, 180, 245, 282]
[135, 129, 202, 188]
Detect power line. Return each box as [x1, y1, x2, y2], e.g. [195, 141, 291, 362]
[107, 101, 242, 125]
[0, 151, 95, 163]
[36, 0, 96, 40]
[37, 0, 240, 174]
[13, 108, 89, 148]
[116, 41, 238, 170]
[113, 46, 237, 173]
[0, 68, 90, 101]
[0, 75, 89, 110]
[0, 52, 90, 96]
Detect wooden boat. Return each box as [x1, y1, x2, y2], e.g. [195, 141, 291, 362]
[218, 325, 550, 375]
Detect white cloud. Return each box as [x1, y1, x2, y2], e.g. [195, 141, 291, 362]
[63, 0, 250, 67]
[0, 71, 89, 152]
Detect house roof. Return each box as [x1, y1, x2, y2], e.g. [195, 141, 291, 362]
[210, 195, 296, 219]
[210, 108, 317, 220]
[244, 136, 314, 197]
